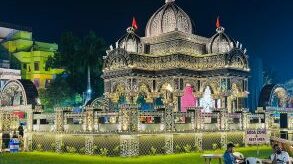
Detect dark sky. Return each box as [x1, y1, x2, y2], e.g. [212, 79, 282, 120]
[1, 0, 292, 82]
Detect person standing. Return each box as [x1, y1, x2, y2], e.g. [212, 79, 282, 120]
[18, 124, 24, 138]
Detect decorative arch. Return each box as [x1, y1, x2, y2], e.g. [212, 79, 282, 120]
[231, 56, 245, 69]
[227, 49, 249, 69]
[89, 97, 109, 111]
[0, 79, 38, 106]
[200, 82, 215, 95]
[138, 83, 152, 93]
[259, 84, 289, 108]
[103, 48, 131, 70]
[231, 83, 241, 97]
[110, 83, 127, 104]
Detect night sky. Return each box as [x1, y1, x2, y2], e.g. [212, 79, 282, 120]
[1, 0, 292, 82]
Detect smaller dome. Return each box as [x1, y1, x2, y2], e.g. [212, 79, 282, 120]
[209, 27, 234, 54]
[117, 27, 141, 53]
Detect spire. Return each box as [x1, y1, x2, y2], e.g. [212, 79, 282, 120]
[85, 65, 92, 104]
[216, 16, 220, 28]
[132, 17, 138, 30]
[215, 16, 225, 33]
[165, 0, 175, 3]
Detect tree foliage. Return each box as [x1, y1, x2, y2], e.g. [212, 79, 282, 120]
[39, 76, 80, 111]
[42, 31, 106, 109]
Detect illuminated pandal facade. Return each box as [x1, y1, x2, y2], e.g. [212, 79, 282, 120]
[103, 0, 250, 113]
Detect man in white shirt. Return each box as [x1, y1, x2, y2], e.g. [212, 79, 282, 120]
[271, 144, 290, 164]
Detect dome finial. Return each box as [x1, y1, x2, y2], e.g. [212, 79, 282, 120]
[216, 16, 225, 33]
[165, 0, 175, 3]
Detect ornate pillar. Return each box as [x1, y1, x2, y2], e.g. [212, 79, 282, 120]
[55, 134, 63, 153]
[220, 111, 227, 130]
[55, 108, 64, 132]
[195, 110, 202, 130]
[265, 112, 270, 129]
[220, 132, 227, 149]
[217, 113, 221, 130]
[23, 132, 32, 151]
[190, 111, 195, 131]
[120, 135, 139, 157]
[164, 106, 174, 132]
[85, 135, 94, 155]
[195, 133, 203, 151]
[0, 111, 3, 152]
[242, 112, 248, 130]
[26, 109, 33, 132]
[243, 131, 247, 147]
[130, 108, 139, 132]
[119, 107, 130, 132]
[165, 133, 173, 154]
[239, 113, 243, 130]
[85, 107, 94, 132]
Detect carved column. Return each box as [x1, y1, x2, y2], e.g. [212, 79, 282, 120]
[243, 131, 247, 147]
[85, 135, 94, 155]
[195, 133, 203, 151]
[85, 107, 94, 132]
[130, 108, 139, 132]
[0, 113, 2, 152]
[196, 110, 203, 130]
[120, 135, 139, 157]
[242, 112, 248, 130]
[55, 108, 64, 132]
[55, 134, 63, 153]
[26, 109, 33, 132]
[165, 133, 173, 154]
[220, 111, 228, 131]
[220, 132, 227, 149]
[23, 132, 32, 152]
[119, 108, 130, 132]
[165, 106, 174, 132]
[190, 111, 195, 131]
[217, 113, 221, 130]
[265, 112, 270, 129]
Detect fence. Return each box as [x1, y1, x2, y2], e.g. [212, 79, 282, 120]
[28, 131, 251, 156]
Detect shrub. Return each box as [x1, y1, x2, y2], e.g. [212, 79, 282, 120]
[50, 143, 56, 152]
[150, 146, 157, 155]
[113, 146, 120, 155]
[183, 144, 192, 153]
[194, 145, 199, 152]
[212, 143, 218, 150]
[100, 148, 108, 156]
[175, 145, 181, 153]
[79, 147, 86, 154]
[36, 144, 43, 151]
[66, 146, 77, 153]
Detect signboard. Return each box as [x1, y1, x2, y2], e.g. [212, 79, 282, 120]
[246, 129, 268, 144]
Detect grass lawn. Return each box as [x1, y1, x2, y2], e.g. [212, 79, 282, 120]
[0, 146, 272, 164]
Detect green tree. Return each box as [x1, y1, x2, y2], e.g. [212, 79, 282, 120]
[45, 31, 106, 107]
[39, 75, 81, 111]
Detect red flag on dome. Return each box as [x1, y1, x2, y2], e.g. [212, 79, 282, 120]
[132, 17, 138, 30]
[216, 16, 220, 28]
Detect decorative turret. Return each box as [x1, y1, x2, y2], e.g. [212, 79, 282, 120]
[208, 17, 234, 54]
[117, 26, 141, 53]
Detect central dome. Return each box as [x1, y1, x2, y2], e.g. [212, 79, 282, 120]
[145, 0, 193, 37]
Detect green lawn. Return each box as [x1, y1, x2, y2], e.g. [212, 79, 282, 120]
[0, 146, 272, 164]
